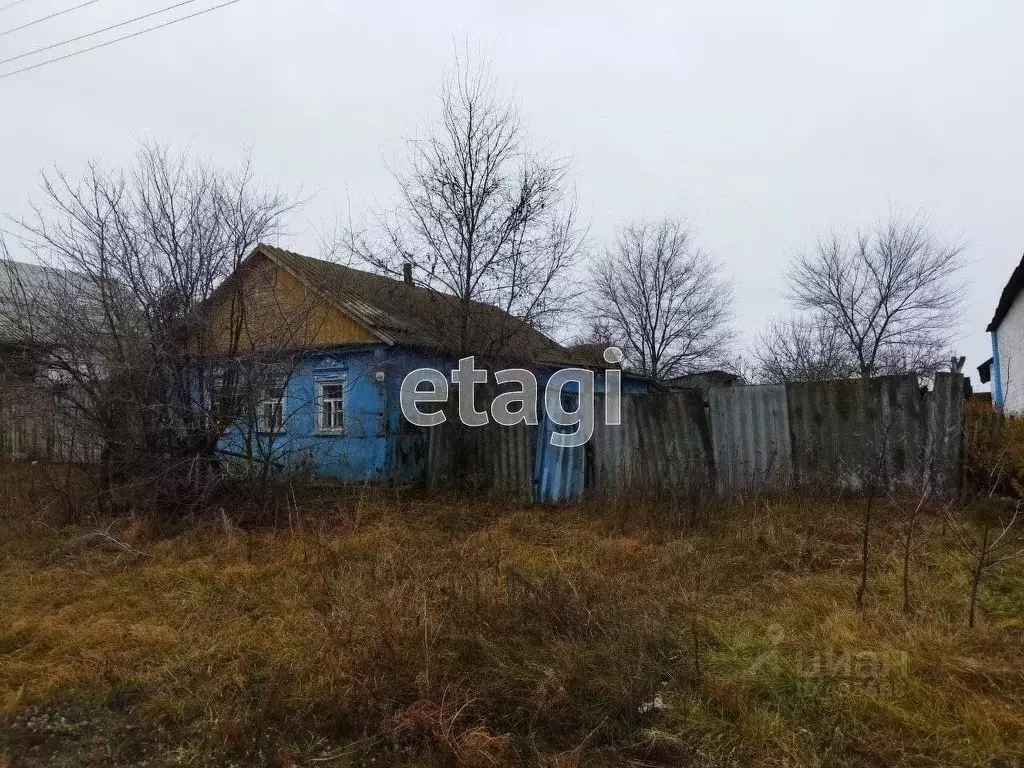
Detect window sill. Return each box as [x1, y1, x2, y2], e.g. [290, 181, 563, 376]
[316, 429, 347, 437]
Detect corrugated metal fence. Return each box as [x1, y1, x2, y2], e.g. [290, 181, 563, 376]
[425, 373, 965, 503]
[590, 391, 713, 499]
[709, 384, 792, 496]
[426, 417, 535, 502]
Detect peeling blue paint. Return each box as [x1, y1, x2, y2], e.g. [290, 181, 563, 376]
[212, 347, 647, 485]
[992, 330, 1004, 408]
[535, 391, 586, 503]
[215, 346, 446, 481]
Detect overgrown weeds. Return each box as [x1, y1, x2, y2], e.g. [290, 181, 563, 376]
[964, 398, 1024, 496]
[0, 464, 1022, 766]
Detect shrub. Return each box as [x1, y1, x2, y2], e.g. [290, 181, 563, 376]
[963, 398, 1024, 497]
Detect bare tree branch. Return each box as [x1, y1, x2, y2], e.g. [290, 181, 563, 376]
[341, 53, 581, 362]
[588, 218, 733, 381]
[785, 212, 965, 378]
[0, 141, 300, 512]
[755, 313, 855, 383]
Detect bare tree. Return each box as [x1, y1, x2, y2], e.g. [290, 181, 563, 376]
[755, 313, 854, 383]
[343, 55, 580, 362]
[589, 218, 733, 381]
[0, 142, 299, 511]
[854, 416, 897, 608]
[572, 319, 622, 349]
[890, 447, 946, 615]
[786, 213, 965, 378]
[946, 502, 1024, 628]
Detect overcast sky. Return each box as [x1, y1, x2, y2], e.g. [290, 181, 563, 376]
[1, 0, 1020, 385]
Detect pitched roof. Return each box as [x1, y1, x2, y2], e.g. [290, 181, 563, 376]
[0, 261, 49, 343]
[254, 245, 575, 365]
[0, 259, 103, 346]
[566, 343, 611, 367]
[988, 253, 1024, 332]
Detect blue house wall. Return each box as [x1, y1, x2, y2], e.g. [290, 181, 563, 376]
[217, 345, 399, 481]
[992, 330, 1005, 408]
[215, 345, 648, 483]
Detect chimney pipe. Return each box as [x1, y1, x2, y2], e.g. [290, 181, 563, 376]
[402, 262, 413, 285]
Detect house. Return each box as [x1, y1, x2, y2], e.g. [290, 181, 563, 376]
[0, 260, 98, 462]
[198, 245, 647, 481]
[982, 253, 1024, 412]
[0, 261, 48, 459]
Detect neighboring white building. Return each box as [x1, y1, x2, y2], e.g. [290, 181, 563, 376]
[981, 254, 1024, 412]
[0, 260, 100, 462]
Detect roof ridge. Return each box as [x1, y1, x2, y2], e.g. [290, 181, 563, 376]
[256, 244, 454, 305]
[258, 243, 406, 284]
[988, 252, 1024, 332]
[257, 243, 564, 325]
[254, 243, 566, 361]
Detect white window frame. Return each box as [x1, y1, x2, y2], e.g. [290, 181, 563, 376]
[317, 379, 346, 434]
[257, 383, 286, 434]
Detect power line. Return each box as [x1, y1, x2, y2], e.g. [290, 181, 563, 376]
[0, 0, 203, 67]
[0, 0, 242, 81]
[0, 0, 101, 38]
[0, 0, 37, 13]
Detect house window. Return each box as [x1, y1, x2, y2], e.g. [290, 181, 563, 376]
[258, 385, 285, 433]
[207, 371, 242, 426]
[318, 381, 345, 433]
[259, 263, 277, 289]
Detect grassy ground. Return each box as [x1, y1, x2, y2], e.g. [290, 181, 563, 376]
[0, 467, 1022, 767]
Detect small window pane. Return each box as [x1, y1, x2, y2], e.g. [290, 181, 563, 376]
[319, 381, 345, 431]
[322, 383, 344, 399]
[258, 385, 285, 433]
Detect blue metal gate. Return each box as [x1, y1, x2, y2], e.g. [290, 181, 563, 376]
[534, 391, 586, 503]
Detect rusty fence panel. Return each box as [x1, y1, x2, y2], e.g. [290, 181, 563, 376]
[709, 384, 792, 496]
[423, 375, 965, 504]
[590, 391, 712, 499]
[787, 375, 928, 493]
[426, 416, 536, 502]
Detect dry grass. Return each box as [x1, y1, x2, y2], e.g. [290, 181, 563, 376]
[0, 465, 1022, 767]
